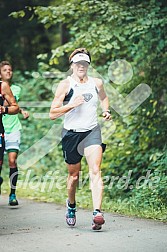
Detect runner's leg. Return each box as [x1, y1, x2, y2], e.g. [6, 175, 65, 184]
[84, 145, 103, 210]
[65, 162, 81, 226]
[85, 145, 105, 230]
[8, 151, 18, 195]
[67, 162, 81, 205]
[0, 135, 5, 194]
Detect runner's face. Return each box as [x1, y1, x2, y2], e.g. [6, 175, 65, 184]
[0, 65, 13, 82]
[72, 61, 89, 78]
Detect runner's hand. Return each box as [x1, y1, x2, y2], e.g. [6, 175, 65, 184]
[102, 111, 112, 121]
[72, 95, 85, 107]
[0, 106, 5, 114]
[21, 109, 29, 119]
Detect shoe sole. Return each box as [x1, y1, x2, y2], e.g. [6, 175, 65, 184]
[93, 215, 105, 225]
[9, 203, 19, 206]
[92, 223, 102, 230]
[8, 204, 20, 210]
[66, 217, 76, 226]
[92, 214, 105, 230]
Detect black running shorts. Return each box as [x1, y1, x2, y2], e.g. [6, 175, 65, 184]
[61, 124, 106, 164]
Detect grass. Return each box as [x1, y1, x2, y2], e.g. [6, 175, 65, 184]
[1, 177, 167, 222]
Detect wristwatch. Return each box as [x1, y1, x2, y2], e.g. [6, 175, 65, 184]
[103, 110, 111, 114]
[3, 107, 9, 114]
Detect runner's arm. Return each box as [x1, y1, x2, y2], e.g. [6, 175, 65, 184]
[95, 78, 111, 120]
[49, 79, 84, 120]
[1, 81, 19, 115]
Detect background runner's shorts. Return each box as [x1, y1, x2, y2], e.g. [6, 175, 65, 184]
[4, 130, 21, 152]
[61, 124, 106, 164]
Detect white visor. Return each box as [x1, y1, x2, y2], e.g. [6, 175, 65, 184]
[71, 53, 90, 63]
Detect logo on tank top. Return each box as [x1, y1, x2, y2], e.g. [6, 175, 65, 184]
[82, 93, 93, 102]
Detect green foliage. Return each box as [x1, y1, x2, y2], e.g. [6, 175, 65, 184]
[30, 1, 167, 72]
[0, 0, 59, 70]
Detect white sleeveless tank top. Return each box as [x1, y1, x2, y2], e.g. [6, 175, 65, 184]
[64, 76, 98, 132]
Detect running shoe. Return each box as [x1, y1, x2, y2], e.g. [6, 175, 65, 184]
[0, 176, 3, 194]
[9, 194, 19, 206]
[92, 210, 105, 230]
[65, 199, 76, 226]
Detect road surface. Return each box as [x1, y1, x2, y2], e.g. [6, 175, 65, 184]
[0, 195, 167, 252]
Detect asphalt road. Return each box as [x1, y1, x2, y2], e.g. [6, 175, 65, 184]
[0, 195, 167, 252]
